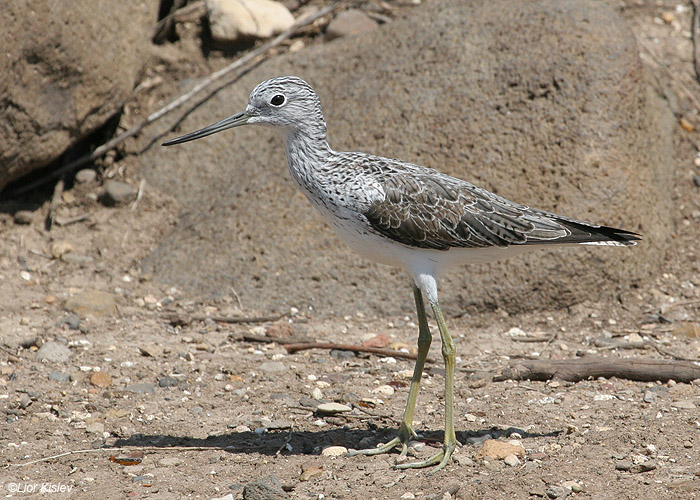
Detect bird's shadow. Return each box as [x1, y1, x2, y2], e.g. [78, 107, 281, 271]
[112, 425, 561, 457]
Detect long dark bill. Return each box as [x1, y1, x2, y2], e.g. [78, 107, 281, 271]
[162, 111, 249, 146]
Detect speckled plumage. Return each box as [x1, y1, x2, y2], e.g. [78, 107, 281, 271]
[163, 76, 640, 471]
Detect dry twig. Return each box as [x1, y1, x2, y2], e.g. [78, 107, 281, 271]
[55, 213, 91, 226]
[45, 179, 64, 231]
[283, 341, 432, 363]
[6, 445, 240, 468]
[496, 356, 700, 383]
[194, 313, 288, 324]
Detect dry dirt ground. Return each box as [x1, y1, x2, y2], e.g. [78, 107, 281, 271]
[2, 1, 700, 499]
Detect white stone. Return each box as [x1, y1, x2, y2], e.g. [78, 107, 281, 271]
[371, 384, 395, 396]
[503, 453, 521, 467]
[506, 326, 527, 337]
[205, 0, 295, 41]
[317, 402, 352, 414]
[321, 445, 347, 457]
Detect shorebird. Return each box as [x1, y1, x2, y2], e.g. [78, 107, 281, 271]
[163, 76, 640, 471]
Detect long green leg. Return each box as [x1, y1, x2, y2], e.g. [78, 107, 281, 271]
[348, 284, 432, 457]
[395, 300, 457, 472]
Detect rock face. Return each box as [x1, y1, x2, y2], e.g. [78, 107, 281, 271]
[0, 0, 156, 191]
[144, 0, 673, 316]
[326, 9, 379, 40]
[205, 0, 295, 42]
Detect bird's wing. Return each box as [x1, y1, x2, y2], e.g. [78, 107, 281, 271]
[363, 169, 639, 250]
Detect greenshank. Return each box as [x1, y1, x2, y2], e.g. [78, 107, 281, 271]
[163, 76, 640, 471]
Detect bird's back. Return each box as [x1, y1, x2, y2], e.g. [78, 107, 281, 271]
[302, 150, 640, 255]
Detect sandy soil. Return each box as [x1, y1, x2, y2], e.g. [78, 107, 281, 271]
[1, 1, 700, 499]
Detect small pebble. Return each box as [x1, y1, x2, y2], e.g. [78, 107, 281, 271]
[408, 441, 425, 452]
[50, 241, 74, 259]
[158, 456, 182, 467]
[503, 454, 521, 467]
[330, 349, 356, 359]
[371, 384, 395, 396]
[125, 383, 156, 394]
[75, 168, 97, 184]
[13, 210, 33, 225]
[615, 460, 632, 471]
[58, 314, 81, 330]
[159, 376, 178, 388]
[299, 465, 324, 481]
[259, 361, 287, 373]
[453, 454, 475, 467]
[545, 485, 567, 499]
[102, 180, 138, 205]
[19, 393, 32, 409]
[561, 480, 582, 493]
[660, 11, 675, 23]
[629, 461, 656, 473]
[627, 332, 643, 343]
[671, 401, 696, 410]
[311, 388, 324, 400]
[643, 391, 655, 403]
[86, 422, 105, 434]
[36, 342, 72, 363]
[89, 371, 112, 388]
[48, 372, 70, 382]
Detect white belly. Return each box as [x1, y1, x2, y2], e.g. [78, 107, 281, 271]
[321, 210, 535, 274]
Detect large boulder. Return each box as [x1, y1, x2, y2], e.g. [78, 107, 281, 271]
[143, 0, 673, 316]
[0, 0, 157, 191]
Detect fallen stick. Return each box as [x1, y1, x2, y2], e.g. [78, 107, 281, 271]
[495, 356, 700, 383]
[283, 341, 431, 362]
[193, 313, 288, 324]
[235, 333, 312, 344]
[510, 335, 556, 343]
[45, 178, 64, 230]
[54, 213, 91, 226]
[7, 445, 239, 468]
[9, 2, 339, 196]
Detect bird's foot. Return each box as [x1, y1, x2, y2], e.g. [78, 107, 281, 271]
[347, 421, 417, 458]
[393, 440, 457, 473]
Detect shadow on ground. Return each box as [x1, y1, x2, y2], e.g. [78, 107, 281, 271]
[113, 426, 562, 456]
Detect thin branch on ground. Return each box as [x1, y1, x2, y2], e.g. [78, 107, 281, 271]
[45, 179, 64, 231]
[283, 341, 432, 363]
[6, 445, 240, 468]
[275, 424, 295, 455]
[233, 333, 313, 345]
[510, 335, 557, 343]
[194, 313, 289, 324]
[496, 356, 700, 383]
[55, 213, 91, 226]
[130, 178, 146, 211]
[637, 37, 700, 113]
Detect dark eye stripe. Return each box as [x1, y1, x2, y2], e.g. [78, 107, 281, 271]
[271, 94, 285, 106]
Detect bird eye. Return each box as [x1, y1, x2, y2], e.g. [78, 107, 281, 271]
[270, 94, 285, 106]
